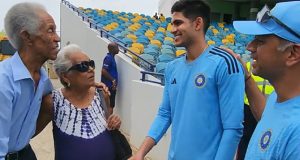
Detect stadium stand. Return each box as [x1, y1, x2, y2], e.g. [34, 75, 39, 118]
[75, 6, 253, 75]
[62, 0, 253, 81]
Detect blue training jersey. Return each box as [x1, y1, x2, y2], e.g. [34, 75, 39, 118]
[101, 53, 118, 88]
[245, 92, 300, 160]
[148, 46, 245, 160]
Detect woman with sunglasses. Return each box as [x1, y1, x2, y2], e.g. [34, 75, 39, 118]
[36, 44, 121, 160]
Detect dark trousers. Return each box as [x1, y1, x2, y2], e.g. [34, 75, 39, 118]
[236, 104, 258, 160]
[5, 144, 37, 160]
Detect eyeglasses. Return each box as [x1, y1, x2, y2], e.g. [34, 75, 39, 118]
[256, 5, 300, 39]
[68, 60, 95, 72]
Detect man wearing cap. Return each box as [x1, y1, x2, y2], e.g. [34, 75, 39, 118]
[234, 1, 300, 159]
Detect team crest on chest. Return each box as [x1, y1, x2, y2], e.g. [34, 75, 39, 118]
[260, 130, 272, 151]
[194, 74, 206, 88]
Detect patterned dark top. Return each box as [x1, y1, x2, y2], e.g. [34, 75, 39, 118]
[52, 89, 115, 160]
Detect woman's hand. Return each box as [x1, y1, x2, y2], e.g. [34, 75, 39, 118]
[94, 82, 110, 96]
[107, 114, 121, 130]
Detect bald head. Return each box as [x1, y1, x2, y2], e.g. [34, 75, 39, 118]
[108, 42, 119, 55]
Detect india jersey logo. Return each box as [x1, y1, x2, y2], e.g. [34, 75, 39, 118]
[194, 74, 206, 88]
[260, 130, 272, 151]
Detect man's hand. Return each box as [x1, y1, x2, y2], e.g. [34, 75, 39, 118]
[128, 154, 144, 160]
[220, 47, 250, 80]
[128, 137, 156, 160]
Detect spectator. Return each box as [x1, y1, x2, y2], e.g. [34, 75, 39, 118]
[36, 44, 121, 160]
[0, 2, 60, 160]
[101, 42, 119, 114]
[233, 1, 300, 159]
[159, 13, 165, 21]
[130, 0, 244, 159]
[153, 12, 158, 20]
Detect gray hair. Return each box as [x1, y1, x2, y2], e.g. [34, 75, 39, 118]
[4, 2, 46, 49]
[53, 44, 83, 87]
[277, 38, 294, 52]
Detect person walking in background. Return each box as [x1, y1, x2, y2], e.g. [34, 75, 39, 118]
[234, 1, 300, 159]
[36, 44, 121, 160]
[130, 0, 245, 159]
[153, 12, 159, 20]
[101, 42, 119, 114]
[159, 13, 165, 22]
[0, 2, 60, 160]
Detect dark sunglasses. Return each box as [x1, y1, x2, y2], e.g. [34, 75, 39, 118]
[256, 5, 300, 39]
[68, 60, 95, 72]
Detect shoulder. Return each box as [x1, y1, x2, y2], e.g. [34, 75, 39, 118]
[52, 89, 63, 102]
[103, 54, 113, 63]
[165, 56, 184, 72]
[0, 61, 14, 92]
[208, 47, 241, 74]
[0, 59, 13, 76]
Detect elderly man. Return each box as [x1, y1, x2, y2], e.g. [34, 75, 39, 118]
[0, 2, 60, 160]
[234, 1, 300, 159]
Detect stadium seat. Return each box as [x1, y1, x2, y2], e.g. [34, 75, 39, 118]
[158, 54, 175, 63]
[156, 62, 167, 74]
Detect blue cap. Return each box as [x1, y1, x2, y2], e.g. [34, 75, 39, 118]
[233, 1, 300, 43]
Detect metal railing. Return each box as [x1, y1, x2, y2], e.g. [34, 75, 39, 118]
[140, 71, 164, 85]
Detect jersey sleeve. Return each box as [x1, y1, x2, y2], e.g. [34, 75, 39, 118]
[216, 55, 245, 130]
[0, 74, 13, 159]
[42, 68, 53, 96]
[214, 53, 245, 159]
[147, 63, 172, 143]
[279, 124, 300, 160]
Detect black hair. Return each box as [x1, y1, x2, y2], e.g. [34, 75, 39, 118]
[171, 0, 211, 33]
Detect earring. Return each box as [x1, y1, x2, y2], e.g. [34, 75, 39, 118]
[67, 82, 71, 88]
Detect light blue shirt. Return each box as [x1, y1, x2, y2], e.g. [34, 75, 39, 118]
[0, 53, 52, 159]
[148, 46, 244, 160]
[245, 92, 300, 160]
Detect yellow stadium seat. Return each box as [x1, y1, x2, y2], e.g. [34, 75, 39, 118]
[127, 34, 137, 42]
[207, 40, 215, 45]
[145, 22, 151, 26]
[132, 43, 144, 53]
[176, 50, 186, 57]
[222, 39, 230, 44]
[212, 29, 219, 35]
[129, 47, 142, 55]
[150, 40, 162, 48]
[164, 37, 174, 42]
[218, 22, 224, 28]
[113, 11, 120, 15]
[146, 30, 155, 34]
[145, 32, 154, 39]
[157, 27, 166, 32]
[167, 23, 172, 31]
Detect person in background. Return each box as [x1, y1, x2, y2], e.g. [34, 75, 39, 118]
[101, 42, 119, 114]
[0, 2, 60, 160]
[233, 1, 300, 159]
[36, 44, 121, 160]
[153, 12, 159, 20]
[130, 0, 244, 159]
[159, 13, 166, 21]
